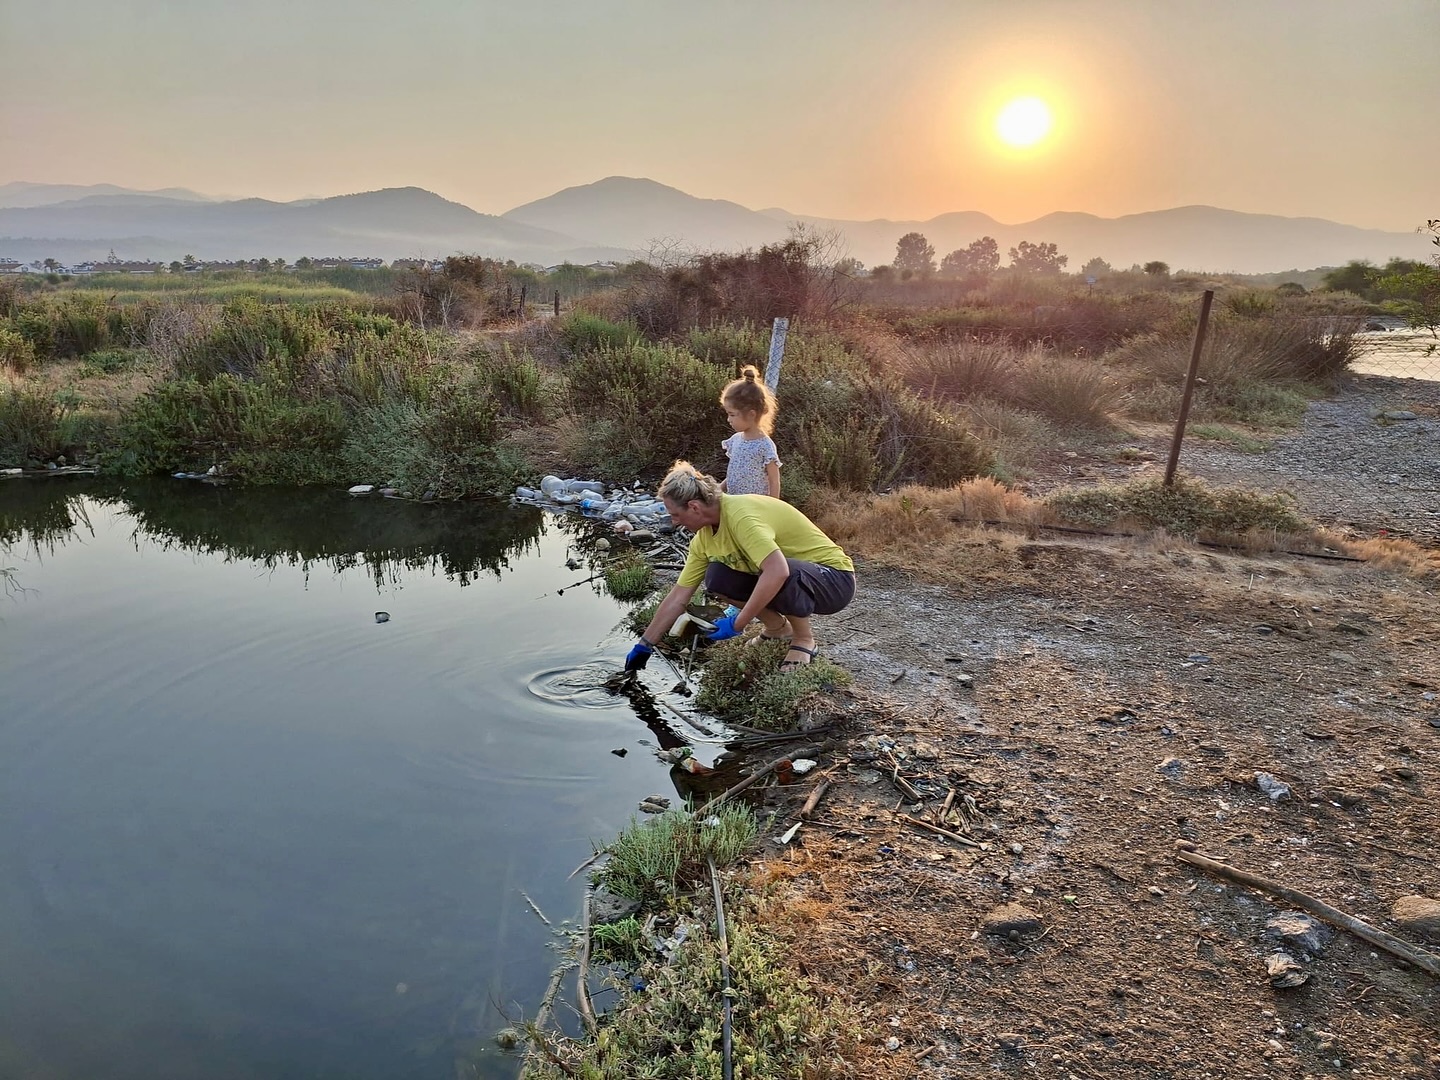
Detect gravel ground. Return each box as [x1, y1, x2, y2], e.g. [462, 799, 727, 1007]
[1180, 375, 1440, 545]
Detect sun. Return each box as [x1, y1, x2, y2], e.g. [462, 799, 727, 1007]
[994, 97, 1053, 148]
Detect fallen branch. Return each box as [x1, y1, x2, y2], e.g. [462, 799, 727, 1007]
[1175, 845, 1440, 978]
[568, 849, 604, 881]
[521, 889, 554, 929]
[898, 813, 983, 848]
[703, 753, 800, 811]
[708, 859, 735, 1080]
[576, 890, 597, 1034]
[800, 779, 831, 820]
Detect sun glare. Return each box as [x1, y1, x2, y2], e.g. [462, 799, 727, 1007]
[995, 97, 1052, 148]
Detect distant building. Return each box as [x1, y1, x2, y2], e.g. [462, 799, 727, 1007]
[0, 259, 22, 273]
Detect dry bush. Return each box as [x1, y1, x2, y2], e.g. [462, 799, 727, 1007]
[1334, 535, 1440, 577]
[895, 338, 1027, 401]
[1011, 355, 1126, 429]
[1110, 313, 1361, 387]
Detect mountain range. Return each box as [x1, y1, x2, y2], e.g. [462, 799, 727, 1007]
[1, 177, 1430, 274]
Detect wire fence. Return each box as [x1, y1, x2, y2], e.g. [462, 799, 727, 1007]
[1349, 314, 1440, 381]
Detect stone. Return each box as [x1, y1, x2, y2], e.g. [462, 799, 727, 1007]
[1265, 912, 1330, 957]
[982, 902, 1043, 937]
[1157, 756, 1184, 778]
[1392, 895, 1440, 942]
[1254, 772, 1292, 801]
[639, 795, 671, 814]
[1266, 951, 1309, 988]
[493, 1026, 521, 1049]
[590, 886, 643, 924]
[1383, 411, 1418, 421]
[913, 740, 940, 761]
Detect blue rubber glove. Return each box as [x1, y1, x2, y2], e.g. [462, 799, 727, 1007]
[706, 615, 741, 642]
[624, 640, 654, 671]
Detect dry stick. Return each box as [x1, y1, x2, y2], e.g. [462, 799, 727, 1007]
[898, 813, 983, 849]
[1175, 847, 1440, 978]
[568, 849, 604, 881]
[800, 779, 832, 820]
[708, 858, 735, 1080]
[521, 890, 554, 929]
[654, 694, 719, 738]
[939, 787, 957, 824]
[576, 891, 597, 1034]
[703, 753, 797, 812]
[532, 958, 574, 1032]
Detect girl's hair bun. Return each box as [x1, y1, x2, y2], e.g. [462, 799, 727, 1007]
[740, 365, 759, 381]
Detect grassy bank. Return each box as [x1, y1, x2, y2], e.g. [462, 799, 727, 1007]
[1, 249, 1363, 498]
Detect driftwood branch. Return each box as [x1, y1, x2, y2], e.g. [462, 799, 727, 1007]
[898, 813, 983, 849]
[800, 779, 831, 820]
[521, 890, 554, 929]
[1175, 846, 1440, 979]
[708, 859, 735, 1080]
[576, 891, 597, 1033]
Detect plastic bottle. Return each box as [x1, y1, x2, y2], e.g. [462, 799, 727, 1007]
[515, 486, 540, 501]
[564, 478, 604, 493]
[580, 498, 610, 513]
[540, 475, 564, 497]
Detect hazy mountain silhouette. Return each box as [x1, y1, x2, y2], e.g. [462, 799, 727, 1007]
[1, 176, 1430, 272]
[0, 182, 215, 208]
[504, 176, 788, 255]
[0, 187, 631, 264]
[506, 177, 1432, 274]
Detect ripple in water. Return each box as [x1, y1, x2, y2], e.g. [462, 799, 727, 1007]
[527, 663, 627, 711]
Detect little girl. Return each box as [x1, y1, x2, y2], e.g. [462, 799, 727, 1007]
[718, 365, 781, 498]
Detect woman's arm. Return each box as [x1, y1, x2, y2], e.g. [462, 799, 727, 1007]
[640, 583, 700, 645]
[764, 460, 781, 499]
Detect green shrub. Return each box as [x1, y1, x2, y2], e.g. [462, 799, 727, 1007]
[696, 637, 850, 731]
[1, 383, 74, 464]
[564, 341, 728, 477]
[868, 382, 991, 487]
[1223, 290, 1276, 318]
[0, 325, 36, 372]
[557, 311, 640, 355]
[1046, 475, 1308, 537]
[684, 324, 768, 370]
[78, 347, 149, 378]
[480, 345, 546, 420]
[179, 298, 333, 382]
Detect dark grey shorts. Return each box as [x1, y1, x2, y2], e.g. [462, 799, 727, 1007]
[703, 559, 856, 618]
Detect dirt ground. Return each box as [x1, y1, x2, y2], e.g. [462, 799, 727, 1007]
[748, 542, 1439, 1079]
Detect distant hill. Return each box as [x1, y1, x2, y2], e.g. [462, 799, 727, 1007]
[2, 176, 1431, 273]
[0, 187, 632, 265]
[504, 176, 789, 254]
[0, 182, 215, 209]
[503, 177, 1433, 275]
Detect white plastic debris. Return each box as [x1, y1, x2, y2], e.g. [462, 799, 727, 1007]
[1255, 771, 1292, 802]
[790, 759, 818, 775]
[348, 484, 374, 495]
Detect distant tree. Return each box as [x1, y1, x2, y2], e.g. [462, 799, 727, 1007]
[869, 264, 896, 283]
[1274, 281, 1307, 297]
[169, 260, 184, 274]
[42, 258, 59, 272]
[1008, 240, 1068, 274]
[1142, 260, 1170, 278]
[1080, 256, 1112, 278]
[1320, 260, 1376, 298]
[295, 256, 313, 270]
[256, 257, 271, 272]
[182, 254, 197, 268]
[1377, 262, 1440, 338]
[940, 236, 1000, 278]
[272, 257, 288, 272]
[833, 256, 864, 277]
[894, 232, 936, 277]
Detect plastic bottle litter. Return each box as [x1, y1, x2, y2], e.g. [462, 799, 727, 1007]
[512, 476, 672, 525]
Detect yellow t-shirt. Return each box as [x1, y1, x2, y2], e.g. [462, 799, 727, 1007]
[677, 494, 855, 588]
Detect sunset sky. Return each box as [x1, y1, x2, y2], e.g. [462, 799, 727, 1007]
[2, 0, 1435, 230]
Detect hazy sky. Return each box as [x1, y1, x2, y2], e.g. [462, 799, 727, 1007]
[2, 0, 1435, 229]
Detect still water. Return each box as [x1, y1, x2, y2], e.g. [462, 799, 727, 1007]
[0, 479, 707, 1080]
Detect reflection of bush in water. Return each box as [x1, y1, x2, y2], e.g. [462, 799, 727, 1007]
[0, 477, 96, 552]
[0, 479, 546, 587]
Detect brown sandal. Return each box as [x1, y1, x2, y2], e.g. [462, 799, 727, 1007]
[778, 644, 817, 671]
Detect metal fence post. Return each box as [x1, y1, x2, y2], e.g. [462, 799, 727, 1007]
[764, 317, 789, 392]
[1163, 290, 1215, 486]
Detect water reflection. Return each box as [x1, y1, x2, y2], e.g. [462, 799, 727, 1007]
[1, 477, 546, 588]
[0, 479, 699, 1080]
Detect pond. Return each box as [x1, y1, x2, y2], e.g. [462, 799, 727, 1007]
[0, 479, 717, 1080]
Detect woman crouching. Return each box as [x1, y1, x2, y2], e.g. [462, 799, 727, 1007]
[624, 461, 856, 673]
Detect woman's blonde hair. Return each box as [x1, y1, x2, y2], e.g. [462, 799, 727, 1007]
[658, 460, 722, 506]
[720, 365, 777, 435]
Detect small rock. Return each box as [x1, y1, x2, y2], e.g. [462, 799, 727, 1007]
[1254, 624, 1275, 635]
[639, 795, 671, 814]
[1010, 843, 1024, 856]
[982, 903, 1043, 937]
[1383, 411, 1418, 421]
[913, 741, 939, 761]
[1254, 772, 1291, 802]
[1147, 885, 1165, 897]
[1157, 756, 1184, 777]
[595, 538, 611, 551]
[590, 886, 643, 924]
[1392, 895, 1440, 942]
[347, 484, 374, 495]
[610, 747, 627, 757]
[953, 673, 974, 688]
[885, 1037, 901, 1052]
[997, 1032, 1026, 1051]
[1266, 951, 1309, 988]
[1265, 912, 1330, 956]
[493, 1026, 521, 1050]
[374, 611, 390, 623]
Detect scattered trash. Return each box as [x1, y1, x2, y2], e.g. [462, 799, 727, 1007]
[790, 758, 817, 775]
[1184, 654, 1212, 665]
[1157, 756, 1184, 778]
[374, 611, 390, 623]
[776, 821, 803, 845]
[1255, 772, 1292, 802]
[515, 476, 673, 526]
[885, 1037, 902, 1052]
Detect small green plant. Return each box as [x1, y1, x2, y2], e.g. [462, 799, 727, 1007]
[1188, 423, 1270, 453]
[604, 557, 656, 601]
[589, 915, 647, 968]
[695, 638, 850, 731]
[78, 347, 149, 378]
[557, 312, 641, 354]
[623, 597, 662, 636]
[598, 805, 759, 906]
